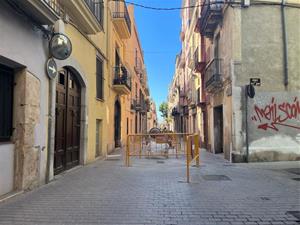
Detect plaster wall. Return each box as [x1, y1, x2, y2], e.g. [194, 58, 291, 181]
[0, 2, 49, 194]
[0, 144, 14, 196]
[64, 24, 108, 161]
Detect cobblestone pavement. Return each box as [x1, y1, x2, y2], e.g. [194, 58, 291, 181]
[0, 150, 299, 225]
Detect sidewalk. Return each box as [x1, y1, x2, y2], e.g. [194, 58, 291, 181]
[0, 150, 299, 225]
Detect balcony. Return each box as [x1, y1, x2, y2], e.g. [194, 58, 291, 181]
[197, 87, 206, 107]
[204, 58, 223, 92]
[134, 58, 143, 75]
[113, 66, 131, 95]
[131, 99, 140, 111]
[200, 0, 224, 38]
[182, 105, 189, 116]
[131, 99, 149, 113]
[171, 107, 180, 117]
[179, 51, 186, 69]
[111, 0, 131, 39]
[60, 0, 103, 34]
[193, 47, 206, 73]
[9, 0, 61, 25]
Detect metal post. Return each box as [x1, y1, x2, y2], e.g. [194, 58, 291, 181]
[126, 135, 130, 167]
[139, 136, 142, 159]
[186, 135, 190, 183]
[195, 135, 200, 167]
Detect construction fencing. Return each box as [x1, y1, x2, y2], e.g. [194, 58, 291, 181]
[125, 133, 200, 183]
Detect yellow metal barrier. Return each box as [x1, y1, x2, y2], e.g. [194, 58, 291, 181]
[125, 133, 200, 183]
[186, 134, 200, 183]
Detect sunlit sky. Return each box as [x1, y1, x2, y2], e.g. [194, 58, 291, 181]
[132, 0, 182, 123]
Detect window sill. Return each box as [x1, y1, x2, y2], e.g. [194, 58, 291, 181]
[0, 141, 13, 146]
[96, 98, 105, 102]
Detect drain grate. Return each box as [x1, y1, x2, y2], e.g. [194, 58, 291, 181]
[286, 211, 300, 222]
[285, 168, 300, 175]
[291, 178, 300, 181]
[105, 158, 120, 161]
[260, 197, 270, 201]
[202, 175, 231, 181]
[157, 160, 165, 164]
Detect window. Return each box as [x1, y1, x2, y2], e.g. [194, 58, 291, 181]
[0, 65, 14, 142]
[95, 119, 102, 157]
[84, 0, 104, 28]
[96, 57, 104, 100]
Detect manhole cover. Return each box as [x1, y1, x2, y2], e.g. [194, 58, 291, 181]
[292, 178, 300, 181]
[286, 211, 300, 221]
[285, 168, 300, 175]
[260, 197, 270, 201]
[105, 158, 120, 161]
[202, 175, 231, 181]
[157, 160, 165, 164]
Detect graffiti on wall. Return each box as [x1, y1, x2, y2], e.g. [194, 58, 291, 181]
[251, 97, 300, 131]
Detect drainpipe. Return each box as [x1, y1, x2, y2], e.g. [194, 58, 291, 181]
[281, 0, 288, 87]
[46, 20, 64, 183]
[245, 86, 249, 163]
[46, 79, 55, 183]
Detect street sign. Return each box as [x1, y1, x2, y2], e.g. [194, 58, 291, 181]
[46, 58, 58, 79]
[49, 33, 72, 60]
[250, 78, 261, 86]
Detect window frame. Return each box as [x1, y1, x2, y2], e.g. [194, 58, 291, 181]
[96, 57, 104, 100]
[0, 65, 14, 142]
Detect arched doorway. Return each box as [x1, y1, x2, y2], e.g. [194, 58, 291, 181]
[54, 68, 81, 175]
[114, 100, 121, 147]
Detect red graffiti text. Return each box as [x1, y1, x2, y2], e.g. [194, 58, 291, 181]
[251, 97, 300, 131]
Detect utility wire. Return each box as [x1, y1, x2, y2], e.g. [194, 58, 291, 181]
[110, 0, 300, 10]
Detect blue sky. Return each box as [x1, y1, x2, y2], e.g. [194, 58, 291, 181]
[132, 0, 182, 123]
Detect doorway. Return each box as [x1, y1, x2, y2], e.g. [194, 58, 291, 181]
[114, 100, 121, 147]
[213, 105, 223, 154]
[54, 68, 81, 175]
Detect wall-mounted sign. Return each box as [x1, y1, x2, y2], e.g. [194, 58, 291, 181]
[46, 58, 58, 79]
[49, 33, 72, 60]
[250, 78, 261, 86]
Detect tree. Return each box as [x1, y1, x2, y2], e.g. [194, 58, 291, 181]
[159, 102, 168, 120]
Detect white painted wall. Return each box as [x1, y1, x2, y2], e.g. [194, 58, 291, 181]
[0, 144, 14, 196]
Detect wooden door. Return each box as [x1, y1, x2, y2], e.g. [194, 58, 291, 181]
[54, 69, 81, 175]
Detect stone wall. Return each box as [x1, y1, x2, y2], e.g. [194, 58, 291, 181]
[13, 70, 41, 191]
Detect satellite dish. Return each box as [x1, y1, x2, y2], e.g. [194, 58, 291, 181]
[49, 33, 72, 60]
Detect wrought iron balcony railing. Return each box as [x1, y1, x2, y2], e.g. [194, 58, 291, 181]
[131, 98, 149, 112]
[42, 0, 63, 16]
[204, 58, 223, 91]
[84, 0, 104, 27]
[200, 0, 224, 38]
[112, 0, 131, 37]
[193, 47, 206, 73]
[113, 66, 131, 90]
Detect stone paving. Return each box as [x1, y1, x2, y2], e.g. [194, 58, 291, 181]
[0, 150, 299, 225]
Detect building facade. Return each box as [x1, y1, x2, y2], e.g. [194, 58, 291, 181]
[198, 0, 300, 161]
[168, 0, 207, 146]
[170, 0, 300, 162]
[0, 0, 154, 198]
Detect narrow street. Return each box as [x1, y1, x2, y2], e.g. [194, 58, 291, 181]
[0, 150, 299, 225]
